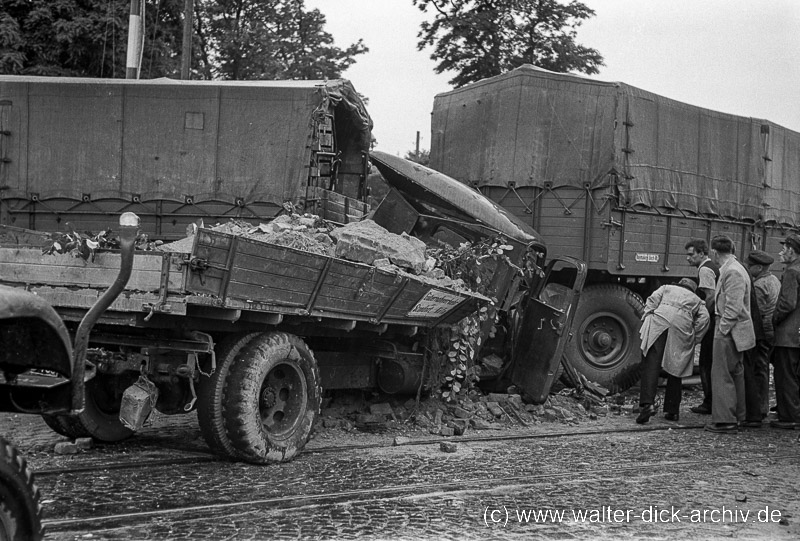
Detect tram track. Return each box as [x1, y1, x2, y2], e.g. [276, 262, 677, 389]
[34, 422, 709, 477]
[41, 452, 798, 532]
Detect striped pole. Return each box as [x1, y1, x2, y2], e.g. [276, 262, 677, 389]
[126, 0, 145, 79]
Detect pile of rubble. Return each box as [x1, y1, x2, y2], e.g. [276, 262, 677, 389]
[156, 214, 470, 292]
[316, 389, 603, 438]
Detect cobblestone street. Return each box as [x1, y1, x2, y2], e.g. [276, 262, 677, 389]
[2, 400, 799, 540]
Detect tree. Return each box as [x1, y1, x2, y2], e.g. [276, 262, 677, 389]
[413, 0, 604, 88]
[194, 0, 368, 80]
[0, 0, 367, 81]
[0, 0, 184, 78]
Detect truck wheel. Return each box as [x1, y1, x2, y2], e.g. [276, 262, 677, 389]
[51, 374, 134, 443]
[222, 332, 321, 464]
[40, 414, 74, 438]
[563, 284, 644, 394]
[0, 437, 44, 541]
[197, 333, 258, 458]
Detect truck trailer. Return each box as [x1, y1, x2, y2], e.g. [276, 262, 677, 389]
[0, 76, 372, 234]
[430, 65, 800, 392]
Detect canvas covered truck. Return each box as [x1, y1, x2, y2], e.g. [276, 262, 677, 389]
[429, 64, 800, 393]
[0, 75, 586, 465]
[0, 75, 373, 233]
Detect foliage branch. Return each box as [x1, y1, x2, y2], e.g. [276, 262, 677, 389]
[413, 0, 604, 87]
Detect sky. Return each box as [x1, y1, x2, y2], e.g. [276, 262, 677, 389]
[304, 0, 800, 157]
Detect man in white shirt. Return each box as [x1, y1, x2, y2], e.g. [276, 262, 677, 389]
[685, 239, 719, 415]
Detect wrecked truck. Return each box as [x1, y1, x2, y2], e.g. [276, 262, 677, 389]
[0, 74, 585, 464]
[0, 155, 584, 465]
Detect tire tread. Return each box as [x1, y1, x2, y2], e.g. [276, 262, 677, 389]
[0, 437, 44, 541]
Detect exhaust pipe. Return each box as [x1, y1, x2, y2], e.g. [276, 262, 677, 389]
[71, 213, 140, 413]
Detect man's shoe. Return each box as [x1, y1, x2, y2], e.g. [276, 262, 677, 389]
[769, 420, 800, 430]
[739, 420, 763, 428]
[636, 404, 655, 424]
[664, 412, 679, 422]
[705, 423, 738, 433]
[691, 404, 712, 415]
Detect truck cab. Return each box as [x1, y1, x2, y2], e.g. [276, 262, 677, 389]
[368, 151, 586, 402]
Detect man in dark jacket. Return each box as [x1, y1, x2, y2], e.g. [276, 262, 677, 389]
[741, 250, 780, 426]
[771, 234, 800, 429]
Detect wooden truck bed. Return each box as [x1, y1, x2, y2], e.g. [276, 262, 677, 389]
[0, 228, 485, 329]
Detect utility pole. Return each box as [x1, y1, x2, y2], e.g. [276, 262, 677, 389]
[181, 0, 194, 80]
[125, 0, 145, 79]
[415, 131, 420, 159]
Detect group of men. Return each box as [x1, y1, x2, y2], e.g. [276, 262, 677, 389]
[635, 234, 800, 435]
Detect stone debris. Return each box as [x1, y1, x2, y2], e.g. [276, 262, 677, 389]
[153, 214, 474, 293]
[439, 442, 458, 453]
[313, 381, 681, 443]
[156, 214, 335, 256]
[478, 355, 504, 378]
[75, 437, 93, 450]
[369, 403, 395, 417]
[54, 442, 79, 455]
[330, 220, 427, 273]
[471, 419, 503, 430]
[393, 436, 410, 446]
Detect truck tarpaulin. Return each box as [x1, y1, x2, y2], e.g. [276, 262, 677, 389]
[0, 76, 372, 235]
[431, 65, 800, 227]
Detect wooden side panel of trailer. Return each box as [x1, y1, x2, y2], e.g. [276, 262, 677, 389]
[186, 229, 483, 327]
[475, 185, 789, 280]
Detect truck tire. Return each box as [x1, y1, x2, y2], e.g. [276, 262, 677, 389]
[50, 375, 134, 443]
[196, 333, 258, 458]
[222, 332, 321, 464]
[40, 414, 74, 438]
[0, 437, 44, 541]
[563, 284, 644, 394]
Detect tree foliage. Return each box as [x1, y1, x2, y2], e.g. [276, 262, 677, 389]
[194, 0, 367, 80]
[405, 148, 430, 166]
[0, 0, 184, 78]
[0, 0, 367, 80]
[413, 0, 604, 88]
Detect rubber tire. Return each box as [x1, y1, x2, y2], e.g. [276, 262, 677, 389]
[196, 333, 259, 459]
[40, 414, 74, 438]
[222, 332, 321, 464]
[563, 284, 644, 394]
[45, 375, 134, 442]
[549, 362, 566, 394]
[0, 437, 44, 541]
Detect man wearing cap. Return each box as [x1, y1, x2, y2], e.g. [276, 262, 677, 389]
[685, 239, 720, 415]
[741, 250, 781, 426]
[706, 235, 755, 434]
[771, 233, 800, 429]
[636, 278, 709, 424]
